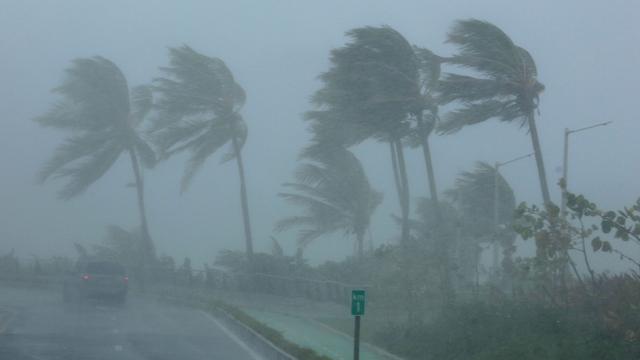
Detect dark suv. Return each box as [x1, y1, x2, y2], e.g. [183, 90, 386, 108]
[63, 260, 128, 304]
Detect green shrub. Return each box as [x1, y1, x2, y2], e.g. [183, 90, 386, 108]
[374, 301, 640, 360]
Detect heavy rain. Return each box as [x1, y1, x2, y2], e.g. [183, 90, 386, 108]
[1, 1, 639, 359]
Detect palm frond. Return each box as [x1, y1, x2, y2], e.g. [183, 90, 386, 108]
[152, 118, 211, 155]
[438, 73, 510, 105]
[56, 140, 123, 199]
[310, 26, 420, 143]
[276, 145, 380, 252]
[440, 19, 544, 133]
[154, 45, 243, 118]
[278, 192, 345, 216]
[53, 56, 130, 130]
[35, 57, 154, 200]
[130, 85, 154, 123]
[446, 19, 521, 80]
[37, 131, 115, 183]
[437, 100, 519, 134]
[413, 46, 443, 94]
[179, 120, 235, 192]
[445, 161, 516, 233]
[274, 216, 317, 233]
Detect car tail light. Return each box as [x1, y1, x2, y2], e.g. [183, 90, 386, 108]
[123, 276, 129, 283]
[82, 274, 90, 281]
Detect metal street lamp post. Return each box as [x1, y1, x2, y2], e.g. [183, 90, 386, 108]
[561, 121, 612, 219]
[493, 153, 534, 269]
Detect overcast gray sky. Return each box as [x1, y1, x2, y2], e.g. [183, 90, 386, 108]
[1, 0, 638, 268]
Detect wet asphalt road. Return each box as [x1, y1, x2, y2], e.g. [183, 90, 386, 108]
[0, 286, 259, 360]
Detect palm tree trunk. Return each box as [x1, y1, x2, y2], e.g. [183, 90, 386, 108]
[389, 141, 403, 206]
[417, 117, 440, 205]
[128, 148, 154, 290]
[417, 116, 453, 303]
[394, 140, 411, 244]
[527, 111, 551, 205]
[128, 148, 154, 259]
[231, 134, 254, 258]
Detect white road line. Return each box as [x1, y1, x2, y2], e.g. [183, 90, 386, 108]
[199, 310, 264, 360]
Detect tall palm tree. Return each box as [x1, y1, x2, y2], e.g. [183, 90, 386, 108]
[275, 145, 382, 258]
[307, 26, 421, 243]
[438, 19, 550, 204]
[36, 57, 156, 262]
[412, 46, 446, 209]
[152, 45, 254, 258]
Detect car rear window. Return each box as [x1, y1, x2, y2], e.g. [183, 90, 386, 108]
[86, 262, 125, 275]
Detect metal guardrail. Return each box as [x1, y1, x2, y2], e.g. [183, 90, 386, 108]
[0, 265, 369, 306]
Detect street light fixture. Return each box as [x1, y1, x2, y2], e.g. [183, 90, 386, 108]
[561, 121, 613, 219]
[493, 153, 534, 269]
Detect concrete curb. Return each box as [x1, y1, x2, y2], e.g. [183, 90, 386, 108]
[307, 318, 405, 360]
[157, 294, 298, 360]
[211, 307, 297, 360]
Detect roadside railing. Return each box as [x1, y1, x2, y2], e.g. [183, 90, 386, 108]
[0, 257, 368, 305]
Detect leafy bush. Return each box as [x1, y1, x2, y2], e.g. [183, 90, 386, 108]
[374, 300, 640, 360]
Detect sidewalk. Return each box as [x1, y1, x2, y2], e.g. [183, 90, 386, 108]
[247, 309, 393, 360]
[213, 291, 401, 360]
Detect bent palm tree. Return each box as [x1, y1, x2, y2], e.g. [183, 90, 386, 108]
[445, 162, 517, 277]
[152, 45, 254, 257]
[412, 46, 445, 208]
[275, 145, 382, 258]
[308, 26, 421, 244]
[36, 57, 156, 262]
[438, 19, 550, 204]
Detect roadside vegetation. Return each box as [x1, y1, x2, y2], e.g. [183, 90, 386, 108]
[15, 16, 638, 360]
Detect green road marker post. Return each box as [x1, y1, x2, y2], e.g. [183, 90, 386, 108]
[351, 289, 366, 360]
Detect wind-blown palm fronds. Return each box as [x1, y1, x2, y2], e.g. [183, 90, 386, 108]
[152, 45, 255, 257]
[438, 19, 550, 203]
[35, 57, 156, 259]
[446, 161, 517, 277]
[275, 146, 382, 257]
[307, 26, 425, 245]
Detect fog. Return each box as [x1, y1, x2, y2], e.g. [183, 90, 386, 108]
[1, 0, 638, 268]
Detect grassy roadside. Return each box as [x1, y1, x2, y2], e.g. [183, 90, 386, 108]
[315, 317, 384, 344]
[209, 300, 332, 360]
[157, 291, 331, 360]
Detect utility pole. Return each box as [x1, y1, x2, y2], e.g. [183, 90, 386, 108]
[560, 121, 612, 219]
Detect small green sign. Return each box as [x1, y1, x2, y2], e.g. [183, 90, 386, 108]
[351, 289, 366, 316]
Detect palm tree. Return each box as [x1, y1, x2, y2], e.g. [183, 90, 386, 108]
[412, 46, 446, 209]
[438, 19, 550, 204]
[36, 57, 156, 263]
[307, 26, 422, 243]
[275, 145, 382, 258]
[152, 45, 254, 258]
[445, 162, 517, 279]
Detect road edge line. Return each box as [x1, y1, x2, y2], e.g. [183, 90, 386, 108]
[200, 310, 265, 360]
[306, 317, 405, 360]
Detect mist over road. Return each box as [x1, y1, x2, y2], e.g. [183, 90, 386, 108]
[0, 287, 259, 360]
